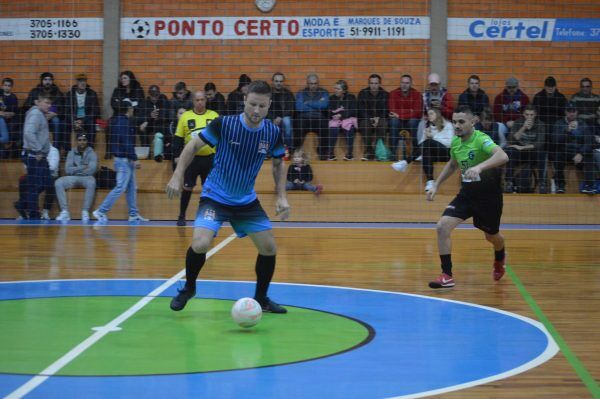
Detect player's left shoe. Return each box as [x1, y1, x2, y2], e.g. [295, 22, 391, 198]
[256, 296, 287, 314]
[493, 259, 506, 281]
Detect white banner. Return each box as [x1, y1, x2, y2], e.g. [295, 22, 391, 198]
[0, 18, 103, 41]
[122, 16, 430, 40]
[448, 18, 555, 41]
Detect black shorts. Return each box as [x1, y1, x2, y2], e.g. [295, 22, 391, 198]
[184, 155, 214, 189]
[442, 190, 503, 234]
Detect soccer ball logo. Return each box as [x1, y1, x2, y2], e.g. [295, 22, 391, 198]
[131, 19, 150, 38]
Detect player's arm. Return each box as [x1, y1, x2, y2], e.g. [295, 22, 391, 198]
[464, 146, 508, 181]
[272, 157, 290, 221]
[166, 136, 207, 199]
[426, 158, 459, 201]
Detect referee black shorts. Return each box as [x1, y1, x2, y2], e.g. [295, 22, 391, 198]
[183, 155, 214, 189]
[442, 190, 503, 234]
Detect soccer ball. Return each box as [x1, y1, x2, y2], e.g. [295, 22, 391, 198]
[231, 297, 262, 328]
[131, 19, 151, 39]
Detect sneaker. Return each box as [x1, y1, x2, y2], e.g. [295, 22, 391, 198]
[580, 184, 597, 194]
[41, 209, 50, 220]
[177, 216, 186, 226]
[556, 185, 566, 194]
[428, 273, 455, 289]
[343, 155, 354, 161]
[327, 155, 337, 161]
[92, 209, 108, 223]
[256, 296, 287, 313]
[424, 180, 435, 192]
[504, 181, 514, 193]
[315, 184, 323, 196]
[129, 214, 150, 222]
[170, 287, 196, 311]
[414, 155, 423, 162]
[14, 201, 27, 219]
[538, 183, 548, 194]
[81, 210, 90, 223]
[56, 210, 71, 221]
[391, 160, 408, 173]
[493, 259, 506, 281]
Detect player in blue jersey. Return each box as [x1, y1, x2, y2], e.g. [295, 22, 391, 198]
[166, 80, 290, 313]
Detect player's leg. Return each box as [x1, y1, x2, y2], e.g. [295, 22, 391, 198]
[474, 195, 506, 281]
[178, 157, 199, 226]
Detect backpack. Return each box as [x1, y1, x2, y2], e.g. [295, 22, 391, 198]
[375, 138, 393, 161]
[95, 166, 117, 189]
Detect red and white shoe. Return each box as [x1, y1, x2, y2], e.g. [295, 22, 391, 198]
[493, 259, 506, 281]
[429, 273, 455, 289]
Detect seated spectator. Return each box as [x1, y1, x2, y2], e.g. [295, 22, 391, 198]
[388, 74, 422, 163]
[423, 73, 454, 120]
[357, 74, 389, 161]
[458, 75, 489, 117]
[590, 105, 600, 175]
[532, 76, 567, 129]
[327, 80, 357, 161]
[504, 105, 547, 194]
[138, 85, 170, 147]
[205, 82, 226, 115]
[550, 102, 596, 194]
[295, 73, 329, 158]
[493, 77, 529, 130]
[570, 78, 600, 123]
[269, 72, 295, 153]
[55, 132, 98, 222]
[227, 74, 251, 115]
[156, 106, 187, 163]
[475, 107, 507, 147]
[286, 149, 323, 196]
[64, 73, 101, 147]
[0, 77, 20, 157]
[170, 81, 192, 119]
[414, 108, 453, 191]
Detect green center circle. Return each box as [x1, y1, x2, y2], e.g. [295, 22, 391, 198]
[1, 297, 372, 376]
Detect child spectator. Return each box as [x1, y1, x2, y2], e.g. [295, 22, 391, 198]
[286, 149, 323, 196]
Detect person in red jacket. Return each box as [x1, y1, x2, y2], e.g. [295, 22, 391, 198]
[388, 74, 423, 164]
[493, 77, 530, 130]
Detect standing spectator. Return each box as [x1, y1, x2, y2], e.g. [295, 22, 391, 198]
[24, 72, 65, 153]
[227, 74, 251, 115]
[109, 71, 144, 157]
[138, 85, 170, 147]
[504, 105, 547, 194]
[327, 80, 357, 161]
[570, 78, 600, 123]
[532, 76, 567, 128]
[55, 132, 97, 222]
[286, 149, 323, 195]
[416, 108, 454, 192]
[205, 82, 226, 115]
[423, 72, 454, 120]
[357, 74, 389, 161]
[22, 94, 53, 220]
[173, 91, 219, 226]
[0, 77, 19, 155]
[550, 102, 596, 194]
[269, 72, 295, 153]
[64, 73, 101, 146]
[170, 81, 192, 119]
[93, 99, 149, 222]
[458, 75, 489, 117]
[493, 77, 530, 130]
[295, 73, 330, 158]
[388, 74, 423, 166]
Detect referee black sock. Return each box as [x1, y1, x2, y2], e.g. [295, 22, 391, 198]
[254, 254, 276, 301]
[185, 247, 206, 291]
[495, 247, 505, 262]
[179, 190, 192, 218]
[440, 254, 453, 276]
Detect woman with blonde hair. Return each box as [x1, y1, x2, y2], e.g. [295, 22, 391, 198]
[418, 108, 454, 192]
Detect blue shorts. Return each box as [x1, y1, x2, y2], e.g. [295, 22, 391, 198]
[194, 197, 272, 238]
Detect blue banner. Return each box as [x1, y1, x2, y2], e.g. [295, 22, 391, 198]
[553, 19, 600, 42]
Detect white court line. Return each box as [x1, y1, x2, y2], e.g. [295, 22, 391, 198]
[4, 234, 237, 399]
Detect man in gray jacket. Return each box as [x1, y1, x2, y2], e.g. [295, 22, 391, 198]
[55, 131, 98, 222]
[22, 94, 52, 219]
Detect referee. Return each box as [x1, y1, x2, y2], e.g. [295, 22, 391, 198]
[172, 91, 219, 226]
[425, 105, 509, 289]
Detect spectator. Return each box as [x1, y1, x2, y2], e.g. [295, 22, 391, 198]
[504, 105, 547, 194]
[458, 74, 489, 117]
[295, 73, 329, 159]
[55, 132, 97, 222]
[532, 76, 567, 128]
[93, 99, 150, 222]
[388, 74, 423, 165]
[138, 85, 170, 147]
[570, 78, 600, 123]
[286, 149, 323, 196]
[415, 108, 453, 192]
[327, 80, 358, 161]
[109, 71, 144, 157]
[170, 81, 192, 120]
[590, 105, 600, 179]
[550, 102, 596, 194]
[156, 106, 187, 163]
[357, 74, 389, 161]
[205, 82, 226, 115]
[475, 107, 507, 147]
[0, 77, 19, 156]
[423, 72, 454, 120]
[24, 72, 66, 153]
[269, 72, 295, 152]
[493, 77, 529, 130]
[227, 74, 251, 115]
[64, 73, 101, 146]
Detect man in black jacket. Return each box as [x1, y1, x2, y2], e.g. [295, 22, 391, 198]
[64, 73, 101, 147]
[269, 72, 295, 153]
[357, 74, 389, 160]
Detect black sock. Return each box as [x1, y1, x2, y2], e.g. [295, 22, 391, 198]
[440, 254, 452, 276]
[254, 254, 276, 301]
[495, 247, 505, 262]
[185, 247, 206, 291]
[179, 190, 192, 218]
